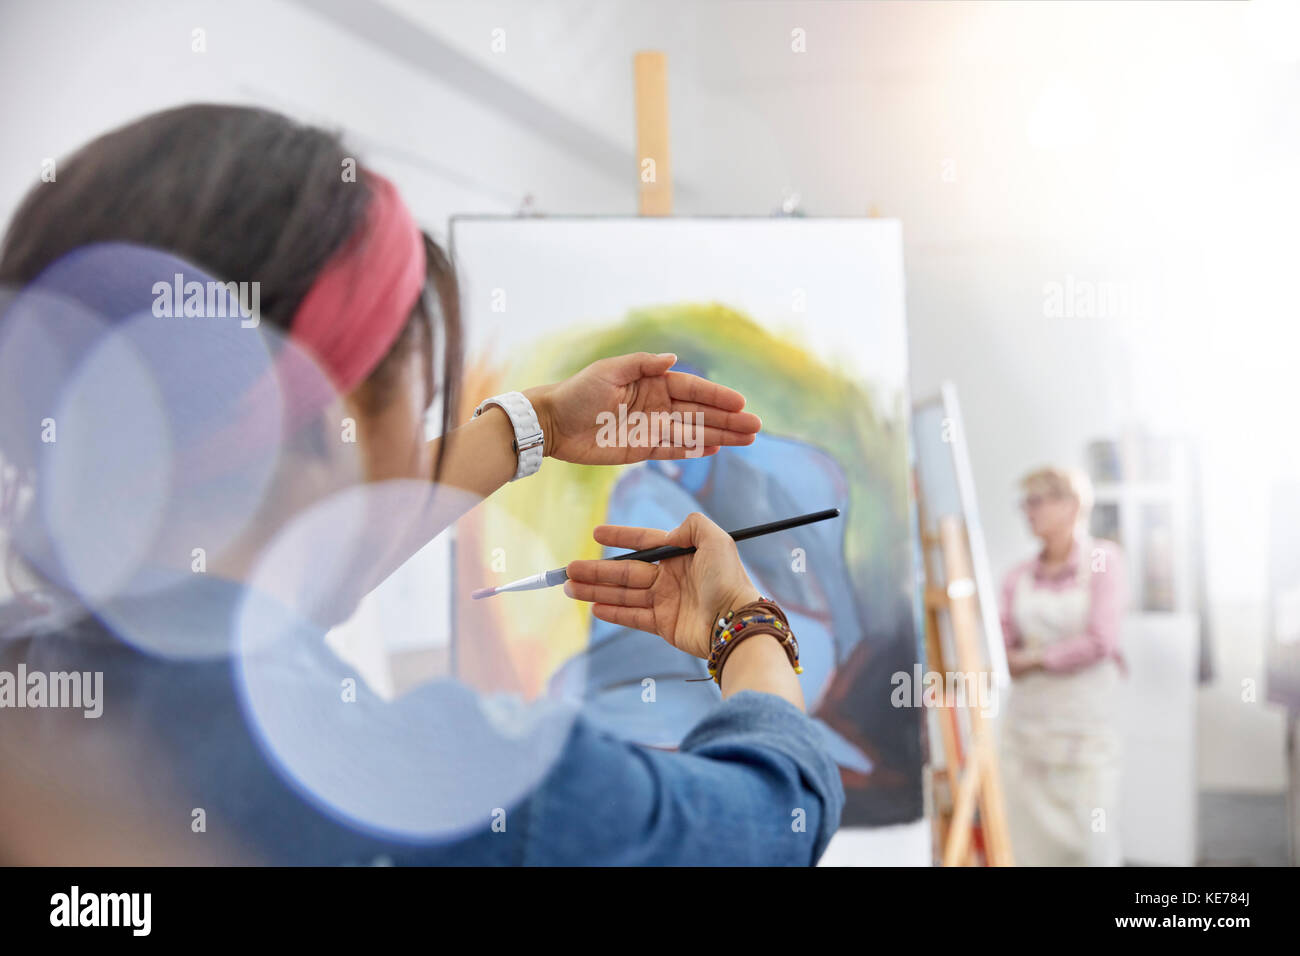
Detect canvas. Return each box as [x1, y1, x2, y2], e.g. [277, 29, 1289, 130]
[450, 217, 923, 826]
[912, 383, 1009, 687]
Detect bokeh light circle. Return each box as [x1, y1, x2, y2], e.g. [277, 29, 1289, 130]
[234, 479, 579, 842]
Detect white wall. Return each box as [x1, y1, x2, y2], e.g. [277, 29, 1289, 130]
[0, 0, 631, 236]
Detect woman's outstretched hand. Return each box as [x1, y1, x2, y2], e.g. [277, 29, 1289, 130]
[524, 352, 761, 466]
[563, 512, 760, 659]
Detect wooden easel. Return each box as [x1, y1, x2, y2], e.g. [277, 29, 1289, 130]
[918, 496, 1014, 866]
[634, 51, 672, 216]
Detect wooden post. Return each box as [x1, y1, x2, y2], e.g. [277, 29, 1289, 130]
[917, 492, 966, 863]
[634, 51, 672, 216]
[942, 750, 982, 867]
[938, 516, 1015, 866]
[916, 461, 1014, 867]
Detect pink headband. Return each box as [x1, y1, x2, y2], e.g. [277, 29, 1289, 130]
[290, 172, 426, 393]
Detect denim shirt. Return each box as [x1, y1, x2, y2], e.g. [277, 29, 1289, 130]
[1, 581, 844, 866]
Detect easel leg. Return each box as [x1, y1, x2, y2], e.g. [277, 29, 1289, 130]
[943, 751, 982, 866]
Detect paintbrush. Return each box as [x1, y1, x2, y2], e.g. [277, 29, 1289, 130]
[471, 507, 840, 599]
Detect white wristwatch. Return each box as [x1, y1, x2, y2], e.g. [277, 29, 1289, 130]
[472, 390, 545, 481]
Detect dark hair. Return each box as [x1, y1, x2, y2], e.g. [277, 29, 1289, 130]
[0, 103, 461, 473]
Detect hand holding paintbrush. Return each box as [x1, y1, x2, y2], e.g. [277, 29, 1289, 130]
[474, 508, 839, 659]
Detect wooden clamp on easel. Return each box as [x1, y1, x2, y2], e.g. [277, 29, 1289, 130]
[919, 505, 1015, 866]
[635, 51, 672, 216]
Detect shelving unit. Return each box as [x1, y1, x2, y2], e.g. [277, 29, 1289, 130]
[1087, 430, 1206, 865]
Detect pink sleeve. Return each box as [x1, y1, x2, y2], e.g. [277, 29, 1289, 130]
[1041, 542, 1127, 672]
[1000, 565, 1023, 650]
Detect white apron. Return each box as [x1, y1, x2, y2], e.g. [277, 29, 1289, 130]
[1002, 544, 1122, 866]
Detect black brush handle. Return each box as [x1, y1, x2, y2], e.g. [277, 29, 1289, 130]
[609, 507, 841, 564]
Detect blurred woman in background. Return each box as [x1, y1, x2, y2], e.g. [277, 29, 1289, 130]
[999, 466, 1127, 866]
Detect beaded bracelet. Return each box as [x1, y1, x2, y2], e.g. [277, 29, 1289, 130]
[706, 597, 802, 686]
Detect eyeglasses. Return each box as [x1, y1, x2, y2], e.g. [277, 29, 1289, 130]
[1020, 493, 1063, 511]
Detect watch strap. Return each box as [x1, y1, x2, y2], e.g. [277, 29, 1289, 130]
[472, 391, 544, 481]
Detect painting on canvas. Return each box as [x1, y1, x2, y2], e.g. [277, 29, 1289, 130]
[450, 217, 923, 825]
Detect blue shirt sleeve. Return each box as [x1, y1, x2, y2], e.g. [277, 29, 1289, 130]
[521, 691, 845, 866]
